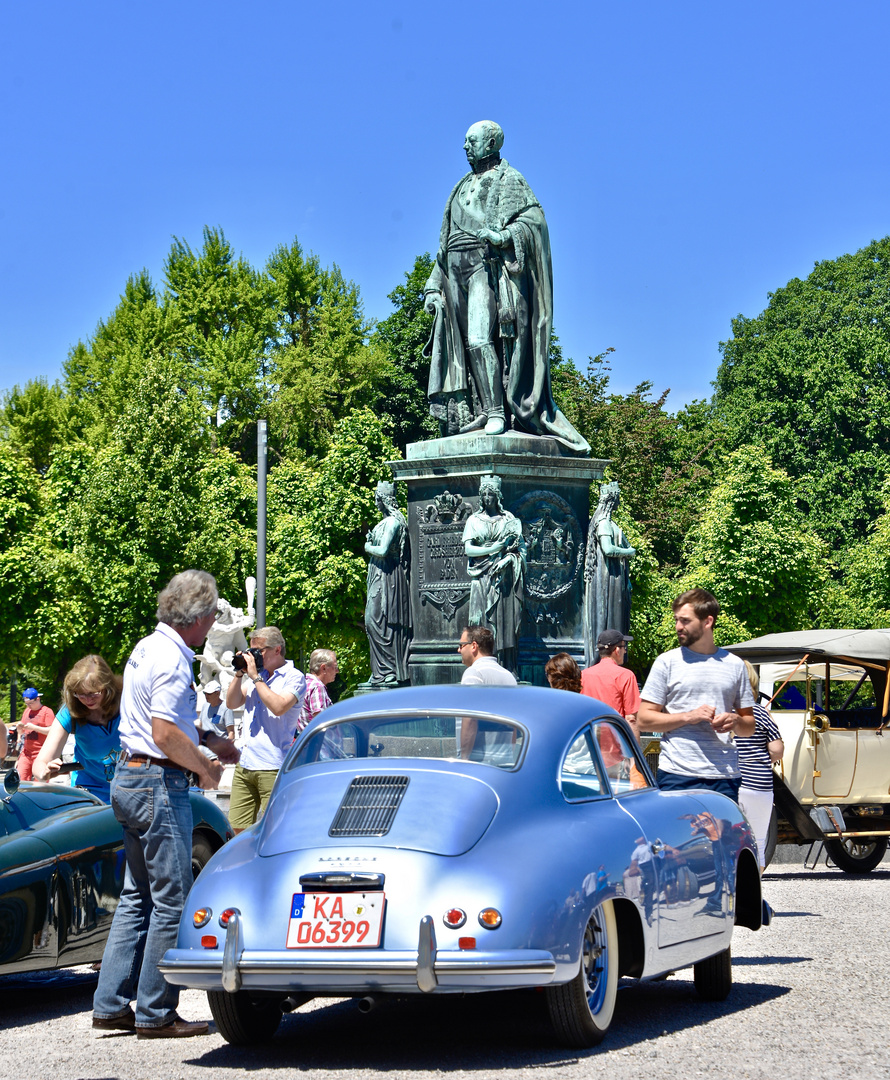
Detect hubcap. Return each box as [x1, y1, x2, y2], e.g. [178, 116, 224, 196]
[583, 912, 609, 1014]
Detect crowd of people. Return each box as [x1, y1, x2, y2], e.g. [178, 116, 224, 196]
[2, 574, 783, 1037]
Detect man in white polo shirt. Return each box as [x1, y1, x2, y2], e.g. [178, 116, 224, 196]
[226, 625, 306, 832]
[92, 570, 239, 1039]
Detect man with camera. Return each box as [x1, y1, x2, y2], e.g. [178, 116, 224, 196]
[226, 626, 306, 833]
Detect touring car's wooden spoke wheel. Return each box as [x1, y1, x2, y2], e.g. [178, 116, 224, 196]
[546, 901, 619, 1047]
[825, 837, 888, 874]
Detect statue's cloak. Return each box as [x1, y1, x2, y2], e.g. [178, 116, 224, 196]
[424, 159, 589, 455]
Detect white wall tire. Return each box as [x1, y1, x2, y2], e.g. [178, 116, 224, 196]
[546, 900, 619, 1047]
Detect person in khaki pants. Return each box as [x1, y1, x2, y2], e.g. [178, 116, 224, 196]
[226, 626, 306, 832]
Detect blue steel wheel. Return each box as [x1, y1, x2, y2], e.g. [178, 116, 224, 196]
[546, 901, 619, 1048]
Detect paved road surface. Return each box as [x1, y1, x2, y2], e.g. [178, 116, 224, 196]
[1, 864, 887, 1080]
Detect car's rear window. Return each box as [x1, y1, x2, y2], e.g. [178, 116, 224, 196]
[287, 713, 526, 771]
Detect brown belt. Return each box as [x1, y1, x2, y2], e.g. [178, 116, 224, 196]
[120, 751, 187, 771]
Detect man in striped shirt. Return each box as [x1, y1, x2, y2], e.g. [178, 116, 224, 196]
[296, 649, 339, 734]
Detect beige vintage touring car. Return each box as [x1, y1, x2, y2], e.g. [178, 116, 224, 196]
[725, 629, 890, 872]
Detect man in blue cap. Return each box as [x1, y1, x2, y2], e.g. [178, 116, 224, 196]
[16, 688, 54, 781]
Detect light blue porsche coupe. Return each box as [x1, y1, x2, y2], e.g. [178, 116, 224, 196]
[160, 686, 769, 1047]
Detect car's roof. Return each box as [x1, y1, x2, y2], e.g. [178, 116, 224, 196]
[308, 685, 624, 759]
[725, 629, 890, 665]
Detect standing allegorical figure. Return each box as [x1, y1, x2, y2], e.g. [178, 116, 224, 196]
[583, 481, 636, 667]
[423, 120, 589, 454]
[462, 475, 527, 672]
[363, 481, 411, 686]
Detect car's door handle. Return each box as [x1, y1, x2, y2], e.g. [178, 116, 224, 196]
[650, 839, 665, 854]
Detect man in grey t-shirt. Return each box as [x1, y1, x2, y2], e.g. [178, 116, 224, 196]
[638, 589, 754, 802]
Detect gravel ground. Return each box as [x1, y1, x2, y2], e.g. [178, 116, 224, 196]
[1, 863, 888, 1080]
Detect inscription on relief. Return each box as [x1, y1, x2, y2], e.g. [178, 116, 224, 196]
[417, 491, 474, 620]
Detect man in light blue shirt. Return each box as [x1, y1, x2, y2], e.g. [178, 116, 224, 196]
[226, 626, 306, 832]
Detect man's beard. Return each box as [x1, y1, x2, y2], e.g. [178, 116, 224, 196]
[677, 625, 702, 648]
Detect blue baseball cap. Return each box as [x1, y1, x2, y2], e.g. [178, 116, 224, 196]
[22, 687, 40, 700]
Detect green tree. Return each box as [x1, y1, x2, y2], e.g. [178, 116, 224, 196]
[715, 236, 890, 551]
[0, 444, 48, 675]
[677, 445, 829, 642]
[554, 352, 722, 568]
[0, 378, 67, 474]
[64, 270, 183, 445]
[30, 361, 256, 683]
[266, 408, 400, 687]
[372, 253, 438, 451]
[269, 263, 389, 459]
[832, 479, 890, 627]
[164, 226, 272, 457]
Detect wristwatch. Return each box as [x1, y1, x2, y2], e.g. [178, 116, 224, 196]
[253, 674, 266, 685]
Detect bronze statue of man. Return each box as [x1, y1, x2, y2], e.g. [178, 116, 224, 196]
[423, 121, 589, 455]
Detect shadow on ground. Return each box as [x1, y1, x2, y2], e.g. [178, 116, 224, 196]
[182, 977, 791, 1073]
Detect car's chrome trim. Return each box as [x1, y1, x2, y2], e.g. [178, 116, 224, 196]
[161, 947, 557, 988]
[416, 915, 438, 992]
[221, 912, 243, 993]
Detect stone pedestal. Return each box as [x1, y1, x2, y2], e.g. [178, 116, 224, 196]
[389, 433, 607, 686]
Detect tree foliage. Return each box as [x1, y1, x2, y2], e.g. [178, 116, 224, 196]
[554, 352, 723, 568]
[715, 237, 890, 550]
[8, 224, 890, 697]
[372, 253, 439, 451]
[677, 445, 828, 642]
[266, 409, 400, 687]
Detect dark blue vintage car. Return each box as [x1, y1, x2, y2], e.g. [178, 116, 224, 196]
[0, 769, 232, 975]
[161, 687, 767, 1048]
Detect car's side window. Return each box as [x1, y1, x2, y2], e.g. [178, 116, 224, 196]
[592, 720, 651, 794]
[560, 728, 607, 800]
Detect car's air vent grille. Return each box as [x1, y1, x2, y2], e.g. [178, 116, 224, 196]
[329, 775, 410, 837]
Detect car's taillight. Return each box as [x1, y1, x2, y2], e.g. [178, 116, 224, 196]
[219, 907, 240, 928]
[443, 907, 467, 929]
[193, 908, 212, 928]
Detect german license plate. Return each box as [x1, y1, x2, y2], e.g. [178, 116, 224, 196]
[286, 892, 385, 948]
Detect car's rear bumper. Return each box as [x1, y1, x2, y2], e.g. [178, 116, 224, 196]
[160, 949, 557, 993]
[161, 913, 557, 995]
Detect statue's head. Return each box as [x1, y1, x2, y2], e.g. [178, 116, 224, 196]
[464, 121, 504, 167]
[375, 480, 397, 511]
[598, 480, 621, 512]
[479, 474, 505, 512]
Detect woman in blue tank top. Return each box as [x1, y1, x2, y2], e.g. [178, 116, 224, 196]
[31, 655, 123, 802]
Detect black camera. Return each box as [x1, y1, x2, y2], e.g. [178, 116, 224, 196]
[232, 647, 265, 673]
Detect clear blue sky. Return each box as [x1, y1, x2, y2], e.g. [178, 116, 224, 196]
[2, 0, 889, 410]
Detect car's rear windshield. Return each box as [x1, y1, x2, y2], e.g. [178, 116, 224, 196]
[287, 712, 526, 771]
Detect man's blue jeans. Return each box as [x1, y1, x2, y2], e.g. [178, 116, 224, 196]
[93, 760, 192, 1028]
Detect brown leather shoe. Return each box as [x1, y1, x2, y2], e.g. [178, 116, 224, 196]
[136, 1015, 210, 1039]
[92, 1007, 136, 1031]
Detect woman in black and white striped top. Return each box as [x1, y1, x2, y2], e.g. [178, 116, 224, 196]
[737, 661, 784, 872]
